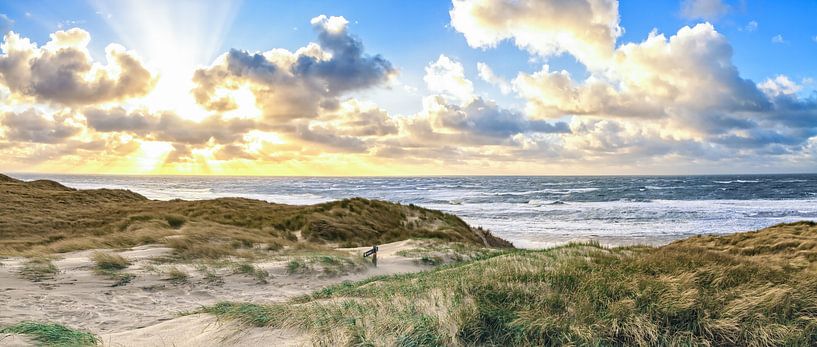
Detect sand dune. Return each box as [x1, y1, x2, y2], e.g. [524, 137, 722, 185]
[0, 240, 433, 346]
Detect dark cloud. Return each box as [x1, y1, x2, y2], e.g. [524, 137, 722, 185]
[84, 107, 154, 133]
[294, 122, 368, 153]
[192, 15, 395, 121]
[442, 97, 570, 138]
[1, 109, 80, 143]
[83, 107, 255, 145]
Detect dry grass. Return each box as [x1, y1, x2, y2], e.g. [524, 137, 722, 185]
[0, 174, 512, 261]
[18, 257, 59, 282]
[164, 267, 189, 284]
[90, 252, 130, 271]
[204, 222, 817, 346]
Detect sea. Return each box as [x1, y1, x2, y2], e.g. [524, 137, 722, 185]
[9, 173, 817, 248]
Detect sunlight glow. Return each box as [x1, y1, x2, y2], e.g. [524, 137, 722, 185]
[134, 141, 173, 172]
[89, 0, 241, 120]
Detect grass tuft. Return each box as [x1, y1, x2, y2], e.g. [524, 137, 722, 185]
[91, 252, 129, 271]
[233, 262, 269, 284]
[164, 267, 189, 284]
[0, 321, 99, 346]
[19, 258, 58, 282]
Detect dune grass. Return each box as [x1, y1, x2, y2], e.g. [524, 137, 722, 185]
[203, 222, 817, 346]
[19, 257, 59, 282]
[0, 321, 98, 346]
[91, 252, 130, 271]
[164, 267, 189, 284]
[233, 262, 270, 284]
[0, 174, 511, 261]
[90, 252, 134, 286]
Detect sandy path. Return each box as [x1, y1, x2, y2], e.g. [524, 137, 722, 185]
[0, 241, 428, 346]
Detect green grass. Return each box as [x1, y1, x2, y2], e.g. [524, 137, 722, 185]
[0, 321, 99, 346]
[201, 222, 817, 346]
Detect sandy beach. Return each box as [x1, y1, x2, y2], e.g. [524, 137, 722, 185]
[0, 240, 432, 346]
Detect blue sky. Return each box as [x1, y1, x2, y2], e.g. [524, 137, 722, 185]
[2, 0, 814, 115]
[0, 0, 816, 175]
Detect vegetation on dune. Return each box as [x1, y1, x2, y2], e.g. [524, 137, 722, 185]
[395, 239, 500, 264]
[19, 257, 59, 282]
[91, 251, 130, 271]
[203, 222, 817, 346]
[0, 321, 99, 346]
[90, 251, 134, 286]
[0, 174, 511, 260]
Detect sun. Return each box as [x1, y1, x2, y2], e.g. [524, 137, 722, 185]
[90, 0, 242, 121]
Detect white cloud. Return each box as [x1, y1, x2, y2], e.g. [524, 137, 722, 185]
[772, 34, 785, 44]
[476, 62, 511, 94]
[423, 55, 474, 103]
[450, 0, 621, 69]
[742, 20, 758, 32]
[759, 75, 802, 96]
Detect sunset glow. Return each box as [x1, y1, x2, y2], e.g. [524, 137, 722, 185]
[1, 0, 816, 175]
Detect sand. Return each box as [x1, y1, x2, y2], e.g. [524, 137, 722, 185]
[0, 241, 431, 346]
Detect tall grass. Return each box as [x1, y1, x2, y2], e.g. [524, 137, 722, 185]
[203, 222, 817, 346]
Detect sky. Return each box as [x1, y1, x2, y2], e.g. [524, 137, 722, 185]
[0, 0, 816, 176]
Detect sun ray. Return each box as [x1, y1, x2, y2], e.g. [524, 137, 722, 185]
[88, 0, 242, 120]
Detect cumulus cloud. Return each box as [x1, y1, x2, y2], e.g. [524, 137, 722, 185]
[680, 0, 730, 20]
[0, 29, 156, 106]
[423, 54, 474, 102]
[514, 24, 770, 127]
[772, 34, 786, 44]
[192, 15, 395, 121]
[448, 0, 816, 167]
[450, 0, 621, 68]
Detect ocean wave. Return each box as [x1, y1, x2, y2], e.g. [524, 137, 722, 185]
[528, 199, 567, 206]
[714, 179, 761, 184]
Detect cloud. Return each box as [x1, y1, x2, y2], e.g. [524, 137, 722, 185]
[317, 99, 398, 137]
[423, 54, 474, 102]
[192, 15, 395, 121]
[680, 0, 730, 20]
[759, 75, 802, 96]
[83, 107, 255, 145]
[431, 96, 570, 138]
[449, 0, 621, 69]
[0, 29, 156, 106]
[742, 20, 758, 32]
[476, 62, 511, 94]
[772, 34, 785, 44]
[513, 23, 771, 129]
[1, 108, 81, 143]
[452, 0, 816, 163]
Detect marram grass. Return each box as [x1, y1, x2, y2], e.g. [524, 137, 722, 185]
[0, 321, 99, 346]
[203, 222, 817, 346]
